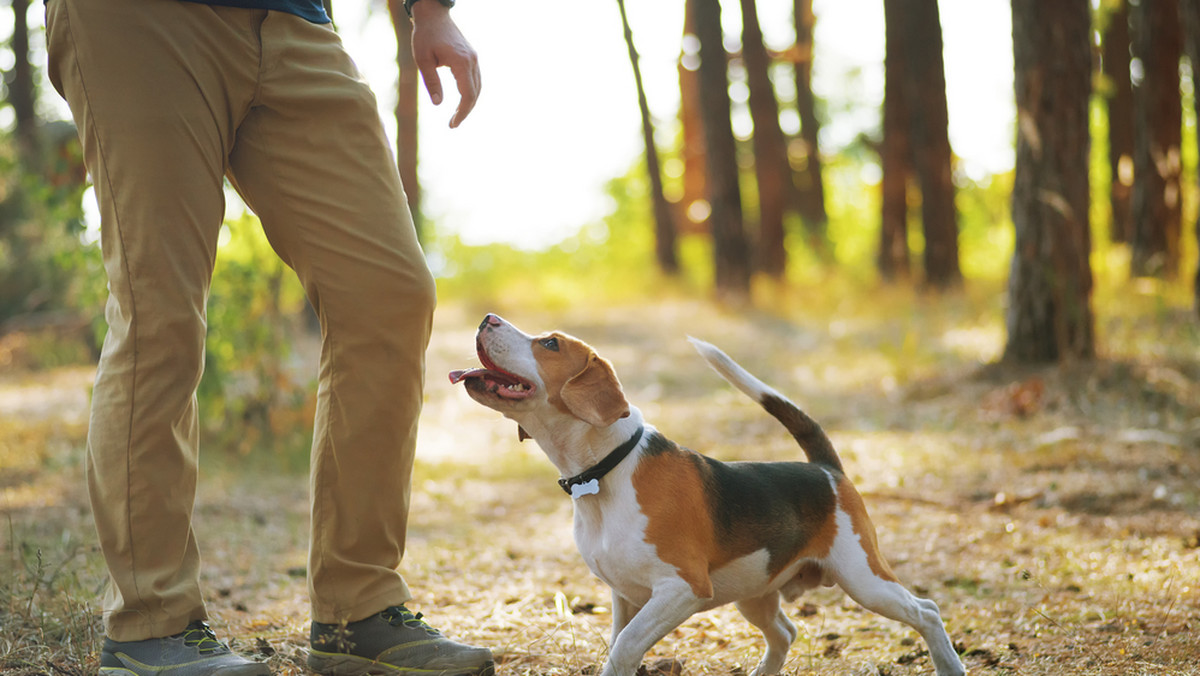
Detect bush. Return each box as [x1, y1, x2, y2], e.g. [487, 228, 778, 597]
[198, 212, 315, 468]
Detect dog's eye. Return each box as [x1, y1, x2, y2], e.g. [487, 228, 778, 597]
[539, 337, 560, 352]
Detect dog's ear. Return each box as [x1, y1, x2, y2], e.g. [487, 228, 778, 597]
[560, 352, 630, 428]
[518, 425, 530, 441]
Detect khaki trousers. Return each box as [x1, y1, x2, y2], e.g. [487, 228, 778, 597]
[45, 0, 435, 641]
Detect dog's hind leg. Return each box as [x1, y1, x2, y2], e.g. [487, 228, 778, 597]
[828, 485, 965, 676]
[828, 527, 964, 676]
[835, 572, 963, 676]
[734, 590, 796, 676]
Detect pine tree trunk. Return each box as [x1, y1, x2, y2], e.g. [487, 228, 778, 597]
[740, 0, 793, 278]
[9, 0, 40, 170]
[1130, 0, 1183, 277]
[694, 0, 750, 302]
[1102, 1, 1135, 243]
[1005, 0, 1095, 363]
[616, 0, 678, 274]
[901, 0, 960, 289]
[678, 0, 707, 233]
[791, 0, 828, 243]
[880, 0, 911, 281]
[389, 1, 424, 241]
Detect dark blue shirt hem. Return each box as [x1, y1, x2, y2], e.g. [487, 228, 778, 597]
[178, 0, 331, 24]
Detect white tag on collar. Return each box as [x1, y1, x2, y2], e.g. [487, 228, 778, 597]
[570, 479, 600, 500]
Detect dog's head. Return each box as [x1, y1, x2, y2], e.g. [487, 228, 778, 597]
[449, 314, 631, 435]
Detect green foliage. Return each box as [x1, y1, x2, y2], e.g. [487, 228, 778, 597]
[0, 132, 100, 326]
[198, 212, 314, 468]
[957, 170, 1016, 282]
[812, 153, 882, 282]
[0, 127, 104, 372]
[429, 151, 1019, 310]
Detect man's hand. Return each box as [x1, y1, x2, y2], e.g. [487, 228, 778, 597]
[410, 2, 480, 128]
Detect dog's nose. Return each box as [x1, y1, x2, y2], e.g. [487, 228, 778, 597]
[480, 314, 502, 330]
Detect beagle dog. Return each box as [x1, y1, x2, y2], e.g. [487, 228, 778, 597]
[449, 314, 965, 676]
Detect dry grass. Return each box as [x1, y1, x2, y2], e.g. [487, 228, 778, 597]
[2, 285, 1199, 676]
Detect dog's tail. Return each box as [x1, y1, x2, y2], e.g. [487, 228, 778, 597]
[689, 338, 844, 472]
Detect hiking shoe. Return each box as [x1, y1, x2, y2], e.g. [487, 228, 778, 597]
[308, 605, 494, 676]
[100, 620, 271, 676]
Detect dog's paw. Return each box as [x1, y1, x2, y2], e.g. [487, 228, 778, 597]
[636, 658, 685, 676]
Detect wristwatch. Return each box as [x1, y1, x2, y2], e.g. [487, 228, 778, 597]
[404, 0, 455, 17]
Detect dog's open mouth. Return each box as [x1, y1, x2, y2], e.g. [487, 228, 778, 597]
[448, 347, 537, 400]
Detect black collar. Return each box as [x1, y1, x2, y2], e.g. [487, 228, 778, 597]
[558, 426, 645, 498]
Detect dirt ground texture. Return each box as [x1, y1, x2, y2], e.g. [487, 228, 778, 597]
[2, 295, 1199, 675]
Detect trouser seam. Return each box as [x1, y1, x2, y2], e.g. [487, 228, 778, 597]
[62, 0, 146, 619]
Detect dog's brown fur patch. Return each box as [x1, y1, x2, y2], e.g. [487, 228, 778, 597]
[837, 476, 898, 582]
[631, 450, 718, 599]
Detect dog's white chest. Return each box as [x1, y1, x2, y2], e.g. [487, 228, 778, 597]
[571, 487, 662, 602]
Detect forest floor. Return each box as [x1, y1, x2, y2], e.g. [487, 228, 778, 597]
[2, 285, 1199, 676]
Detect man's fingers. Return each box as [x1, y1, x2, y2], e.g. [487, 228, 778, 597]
[448, 62, 480, 128]
[409, 7, 479, 127]
[420, 65, 444, 106]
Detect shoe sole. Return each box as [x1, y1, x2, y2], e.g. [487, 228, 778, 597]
[101, 669, 271, 676]
[307, 652, 495, 676]
[101, 656, 272, 676]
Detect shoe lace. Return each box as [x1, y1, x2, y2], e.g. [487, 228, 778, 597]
[381, 605, 441, 637]
[180, 621, 227, 655]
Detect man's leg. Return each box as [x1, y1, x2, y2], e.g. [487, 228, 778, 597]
[226, 12, 490, 675]
[46, 10, 272, 676]
[227, 11, 433, 625]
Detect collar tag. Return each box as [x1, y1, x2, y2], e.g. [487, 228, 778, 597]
[569, 479, 601, 500]
[557, 426, 645, 498]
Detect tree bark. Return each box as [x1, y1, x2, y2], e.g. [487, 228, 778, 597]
[1005, 0, 1095, 363]
[694, 0, 751, 302]
[389, 1, 424, 242]
[1130, 0, 1183, 278]
[616, 0, 678, 274]
[739, 0, 793, 278]
[8, 0, 40, 170]
[791, 0, 828, 242]
[900, 0, 960, 289]
[879, 0, 911, 281]
[678, 0, 707, 233]
[1102, 0, 1135, 243]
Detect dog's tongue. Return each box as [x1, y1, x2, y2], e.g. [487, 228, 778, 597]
[449, 367, 525, 386]
[448, 368, 483, 384]
[449, 364, 536, 400]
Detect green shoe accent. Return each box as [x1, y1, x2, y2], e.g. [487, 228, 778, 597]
[308, 605, 493, 676]
[100, 620, 270, 676]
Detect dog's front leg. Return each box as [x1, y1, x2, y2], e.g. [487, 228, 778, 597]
[608, 591, 641, 648]
[601, 578, 706, 676]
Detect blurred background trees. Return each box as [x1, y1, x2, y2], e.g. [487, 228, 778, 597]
[617, 0, 679, 275]
[0, 0, 92, 356]
[1006, 0, 1094, 363]
[1131, 0, 1184, 279]
[1, 0, 1198, 455]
